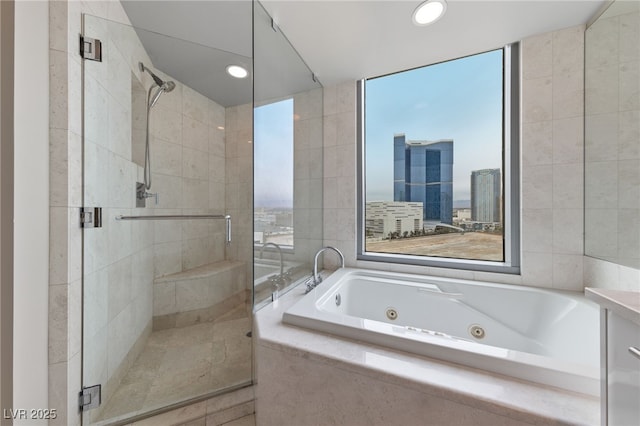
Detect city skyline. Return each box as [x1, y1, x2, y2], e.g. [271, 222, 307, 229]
[365, 48, 503, 203]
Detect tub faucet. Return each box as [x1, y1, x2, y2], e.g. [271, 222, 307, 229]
[259, 242, 284, 279]
[306, 246, 344, 293]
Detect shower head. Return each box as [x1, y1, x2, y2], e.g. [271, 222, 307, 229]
[163, 80, 176, 92]
[148, 83, 175, 108]
[140, 62, 175, 108]
[139, 62, 175, 92]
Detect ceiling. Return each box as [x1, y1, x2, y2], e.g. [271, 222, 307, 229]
[121, 0, 607, 106]
[121, 1, 253, 107]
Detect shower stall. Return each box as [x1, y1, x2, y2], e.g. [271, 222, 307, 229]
[79, 1, 323, 424]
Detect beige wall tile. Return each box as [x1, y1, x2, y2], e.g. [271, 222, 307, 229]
[552, 254, 584, 291]
[585, 112, 619, 162]
[522, 32, 552, 80]
[520, 252, 553, 288]
[553, 71, 583, 120]
[154, 241, 183, 278]
[521, 165, 553, 209]
[183, 147, 209, 180]
[586, 65, 619, 115]
[176, 277, 212, 312]
[151, 104, 183, 145]
[619, 110, 640, 159]
[618, 159, 640, 209]
[107, 305, 135, 376]
[184, 115, 209, 152]
[522, 121, 552, 166]
[618, 208, 640, 260]
[553, 163, 583, 209]
[585, 161, 618, 208]
[620, 61, 639, 111]
[154, 281, 177, 316]
[553, 117, 583, 164]
[183, 85, 210, 123]
[586, 15, 619, 68]
[552, 26, 584, 75]
[552, 209, 584, 255]
[620, 12, 640, 63]
[522, 77, 552, 123]
[521, 209, 553, 253]
[107, 256, 133, 321]
[108, 93, 133, 160]
[585, 208, 618, 259]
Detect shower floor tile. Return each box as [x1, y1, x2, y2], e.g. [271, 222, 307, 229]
[96, 304, 252, 423]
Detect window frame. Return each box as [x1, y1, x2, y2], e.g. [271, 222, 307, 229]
[356, 43, 520, 274]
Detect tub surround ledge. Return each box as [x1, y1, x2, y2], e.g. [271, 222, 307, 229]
[255, 274, 599, 426]
[585, 287, 640, 325]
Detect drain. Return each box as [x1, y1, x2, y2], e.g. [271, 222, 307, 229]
[469, 325, 485, 339]
[386, 308, 398, 321]
[335, 293, 342, 306]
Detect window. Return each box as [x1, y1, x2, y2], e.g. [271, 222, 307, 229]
[254, 99, 294, 247]
[358, 45, 520, 273]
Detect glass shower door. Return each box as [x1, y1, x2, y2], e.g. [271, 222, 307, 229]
[81, 14, 253, 425]
[252, 2, 324, 309]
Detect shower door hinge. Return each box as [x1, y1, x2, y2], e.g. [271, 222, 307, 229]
[80, 36, 102, 62]
[80, 207, 102, 228]
[79, 384, 101, 411]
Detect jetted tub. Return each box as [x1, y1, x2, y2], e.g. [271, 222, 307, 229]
[283, 268, 600, 396]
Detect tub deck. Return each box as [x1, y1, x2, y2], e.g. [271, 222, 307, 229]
[255, 272, 600, 426]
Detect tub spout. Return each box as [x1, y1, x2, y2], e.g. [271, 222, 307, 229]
[260, 242, 284, 300]
[308, 246, 345, 292]
[259, 242, 284, 278]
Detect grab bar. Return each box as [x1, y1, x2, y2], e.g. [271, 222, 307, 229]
[417, 287, 463, 298]
[115, 214, 232, 245]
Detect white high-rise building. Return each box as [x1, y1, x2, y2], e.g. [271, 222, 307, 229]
[365, 201, 423, 238]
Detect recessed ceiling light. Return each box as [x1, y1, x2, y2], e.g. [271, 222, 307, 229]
[226, 65, 248, 79]
[413, 0, 447, 26]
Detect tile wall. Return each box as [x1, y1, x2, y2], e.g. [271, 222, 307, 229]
[583, 5, 640, 290]
[147, 77, 229, 277]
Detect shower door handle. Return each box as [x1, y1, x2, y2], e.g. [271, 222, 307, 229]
[225, 215, 232, 246]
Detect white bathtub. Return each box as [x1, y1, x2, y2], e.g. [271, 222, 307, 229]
[283, 268, 600, 396]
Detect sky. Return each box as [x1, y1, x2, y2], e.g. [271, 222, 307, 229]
[253, 49, 503, 208]
[365, 49, 504, 203]
[254, 98, 294, 208]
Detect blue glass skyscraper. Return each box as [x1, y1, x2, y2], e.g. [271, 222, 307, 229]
[393, 134, 453, 225]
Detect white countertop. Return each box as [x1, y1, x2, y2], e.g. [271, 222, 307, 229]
[585, 288, 640, 326]
[255, 276, 600, 426]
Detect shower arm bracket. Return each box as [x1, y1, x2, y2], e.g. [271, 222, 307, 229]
[136, 182, 158, 207]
